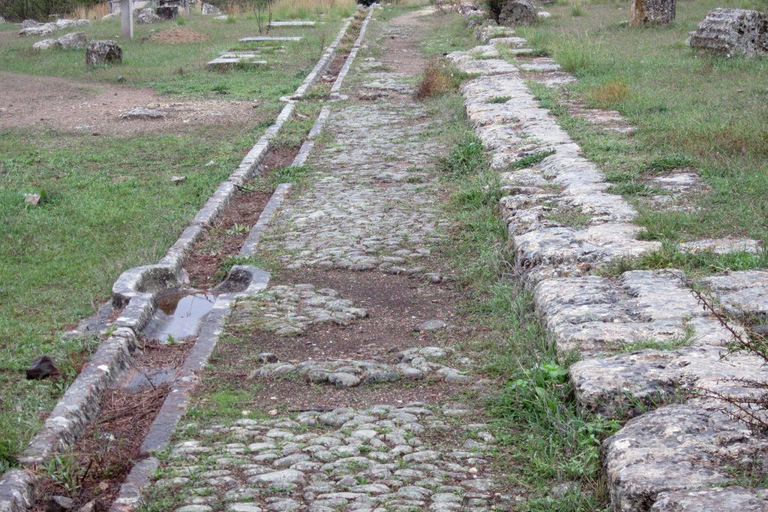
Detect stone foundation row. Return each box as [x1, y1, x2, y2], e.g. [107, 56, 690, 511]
[452, 23, 768, 512]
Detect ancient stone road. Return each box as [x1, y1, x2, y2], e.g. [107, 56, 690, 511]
[145, 9, 516, 512]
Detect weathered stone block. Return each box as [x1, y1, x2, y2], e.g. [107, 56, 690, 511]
[688, 8, 768, 57]
[137, 7, 161, 24]
[630, 0, 675, 26]
[201, 2, 221, 14]
[156, 5, 179, 19]
[58, 31, 88, 49]
[86, 40, 123, 66]
[499, 0, 535, 27]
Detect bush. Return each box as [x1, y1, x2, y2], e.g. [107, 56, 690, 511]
[416, 59, 467, 99]
[0, 0, 101, 21]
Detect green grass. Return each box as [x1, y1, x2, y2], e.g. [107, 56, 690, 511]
[514, 0, 768, 247]
[0, 10, 352, 103]
[0, 126, 260, 471]
[0, 6, 355, 471]
[436, 97, 617, 510]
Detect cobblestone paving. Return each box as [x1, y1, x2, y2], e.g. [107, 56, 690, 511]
[163, 405, 515, 512]
[261, 104, 450, 273]
[143, 9, 511, 512]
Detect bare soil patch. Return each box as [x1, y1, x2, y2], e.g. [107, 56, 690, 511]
[149, 28, 211, 44]
[185, 188, 273, 288]
[0, 72, 268, 135]
[256, 268, 466, 362]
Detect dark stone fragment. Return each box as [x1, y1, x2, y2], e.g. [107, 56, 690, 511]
[46, 495, 74, 512]
[26, 355, 60, 380]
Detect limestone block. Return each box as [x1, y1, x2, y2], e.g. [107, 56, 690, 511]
[534, 270, 732, 355]
[631, 0, 675, 26]
[688, 8, 768, 57]
[86, 40, 123, 66]
[603, 400, 768, 512]
[499, 0, 535, 27]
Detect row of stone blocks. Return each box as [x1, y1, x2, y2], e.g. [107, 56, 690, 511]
[452, 26, 768, 511]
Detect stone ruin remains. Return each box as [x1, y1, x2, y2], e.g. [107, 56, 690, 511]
[630, 0, 675, 25]
[499, 0, 535, 26]
[86, 40, 123, 66]
[688, 8, 768, 57]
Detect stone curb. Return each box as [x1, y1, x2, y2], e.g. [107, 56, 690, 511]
[455, 21, 768, 512]
[330, 5, 377, 95]
[291, 105, 331, 167]
[0, 13, 360, 511]
[109, 268, 269, 512]
[240, 183, 292, 257]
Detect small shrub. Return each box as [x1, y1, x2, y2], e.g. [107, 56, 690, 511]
[570, 5, 584, 16]
[416, 60, 467, 99]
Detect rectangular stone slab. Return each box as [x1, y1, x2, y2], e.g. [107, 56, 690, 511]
[239, 36, 302, 42]
[268, 20, 316, 26]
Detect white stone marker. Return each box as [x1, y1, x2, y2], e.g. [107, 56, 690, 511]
[120, 0, 134, 38]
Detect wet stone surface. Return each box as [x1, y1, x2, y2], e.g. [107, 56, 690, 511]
[164, 405, 512, 512]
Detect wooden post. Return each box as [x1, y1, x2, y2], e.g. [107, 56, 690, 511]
[120, 0, 134, 39]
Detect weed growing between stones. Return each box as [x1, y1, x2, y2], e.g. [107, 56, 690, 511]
[439, 113, 619, 510]
[689, 285, 768, 433]
[598, 244, 768, 278]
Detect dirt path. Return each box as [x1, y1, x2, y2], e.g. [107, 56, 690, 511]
[139, 8, 516, 512]
[0, 72, 267, 135]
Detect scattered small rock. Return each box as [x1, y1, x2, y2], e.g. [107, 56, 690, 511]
[26, 355, 60, 380]
[24, 193, 41, 206]
[415, 319, 447, 332]
[171, 175, 186, 184]
[259, 352, 278, 363]
[119, 107, 165, 120]
[46, 495, 73, 512]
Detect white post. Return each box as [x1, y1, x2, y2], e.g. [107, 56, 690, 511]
[120, 0, 134, 39]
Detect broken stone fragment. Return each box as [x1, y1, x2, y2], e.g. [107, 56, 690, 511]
[119, 107, 166, 120]
[687, 8, 768, 57]
[630, 0, 676, 26]
[171, 175, 186, 184]
[499, 0, 536, 27]
[46, 495, 73, 512]
[137, 8, 161, 24]
[201, 2, 222, 15]
[58, 32, 88, 49]
[26, 355, 60, 380]
[86, 40, 122, 66]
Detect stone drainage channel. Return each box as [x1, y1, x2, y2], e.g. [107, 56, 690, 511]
[0, 6, 376, 512]
[448, 20, 768, 512]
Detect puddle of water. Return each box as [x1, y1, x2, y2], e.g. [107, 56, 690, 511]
[154, 291, 216, 343]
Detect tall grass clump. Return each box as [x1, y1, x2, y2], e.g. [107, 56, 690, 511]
[417, 59, 467, 99]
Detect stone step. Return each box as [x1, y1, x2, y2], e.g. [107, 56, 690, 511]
[268, 20, 317, 27]
[240, 36, 303, 42]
